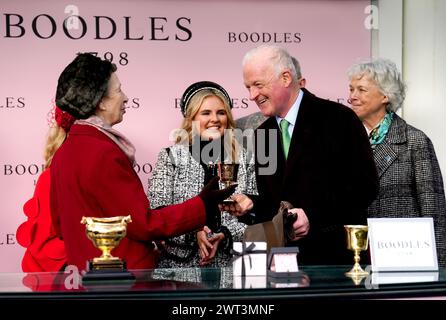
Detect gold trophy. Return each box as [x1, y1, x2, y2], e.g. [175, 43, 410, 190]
[344, 225, 369, 277]
[81, 215, 134, 281]
[218, 162, 239, 204]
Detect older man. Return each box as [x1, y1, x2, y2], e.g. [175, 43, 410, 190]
[225, 45, 378, 265]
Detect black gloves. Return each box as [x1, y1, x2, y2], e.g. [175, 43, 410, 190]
[198, 176, 237, 231]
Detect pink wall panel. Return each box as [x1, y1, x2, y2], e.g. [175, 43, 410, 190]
[0, 0, 370, 272]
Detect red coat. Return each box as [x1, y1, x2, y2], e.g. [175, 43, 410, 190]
[16, 169, 67, 272]
[50, 124, 205, 271]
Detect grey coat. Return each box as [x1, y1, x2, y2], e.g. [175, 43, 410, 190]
[369, 114, 446, 267]
[235, 111, 267, 131]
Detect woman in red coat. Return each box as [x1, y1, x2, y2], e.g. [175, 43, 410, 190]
[50, 53, 233, 271]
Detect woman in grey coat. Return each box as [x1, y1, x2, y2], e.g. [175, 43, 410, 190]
[348, 58, 446, 267]
[149, 81, 257, 268]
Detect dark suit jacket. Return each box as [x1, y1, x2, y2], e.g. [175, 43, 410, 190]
[250, 88, 379, 265]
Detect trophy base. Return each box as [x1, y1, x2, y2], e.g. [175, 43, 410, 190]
[347, 273, 368, 285]
[90, 257, 125, 270]
[82, 260, 135, 283]
[345, 266, 369, 277]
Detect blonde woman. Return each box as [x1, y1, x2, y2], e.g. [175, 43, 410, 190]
[149, 81, 257, 268]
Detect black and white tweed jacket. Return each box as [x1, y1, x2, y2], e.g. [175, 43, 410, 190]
[368, 114, 446, 267]
[148, 144, 258, 268]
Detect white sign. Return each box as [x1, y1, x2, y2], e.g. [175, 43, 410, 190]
[368, 218, 438, 271]
[371, 272, 439, 285]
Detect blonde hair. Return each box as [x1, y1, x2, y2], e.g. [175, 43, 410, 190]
[177, 89, 239, 163]
[43, 124, 67, 168]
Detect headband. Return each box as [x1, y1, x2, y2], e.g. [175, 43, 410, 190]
[180, 81, 233, 117]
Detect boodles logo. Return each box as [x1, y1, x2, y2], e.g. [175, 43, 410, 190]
[3, 163, 45, 177]
[228, 31, 302, 44]
[2, 9, 193, 41]
[174, 97, 248, 110]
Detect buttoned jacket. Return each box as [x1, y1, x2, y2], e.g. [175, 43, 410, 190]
[369, 114, 446, 267]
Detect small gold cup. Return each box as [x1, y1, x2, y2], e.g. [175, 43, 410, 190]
[344, 225, 369, 277]
[81, 215, 132, 271]
[218, 163, 239, 187]
[218, 163, 239, 204]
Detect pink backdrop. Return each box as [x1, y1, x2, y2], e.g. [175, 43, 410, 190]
[0, 0, 370, 272]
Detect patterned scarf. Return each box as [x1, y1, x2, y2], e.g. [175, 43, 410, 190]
[75, 115, 136, 164]
[369, 112, 394, 146]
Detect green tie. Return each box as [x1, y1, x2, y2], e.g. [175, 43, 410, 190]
[280, 119, 291, 159]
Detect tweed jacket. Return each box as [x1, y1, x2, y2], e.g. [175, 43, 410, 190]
[368, 114, 446, 267]
[149, 144, 258, 268]
[249, 88, 379, 265]
[235, 111, 267, 131]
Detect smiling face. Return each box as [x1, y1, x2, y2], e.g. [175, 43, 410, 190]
[96, 72, 128, 126]
[348, 74, 389, 129]
[243, 55, 293, 118]
[192, 95, 228, 140]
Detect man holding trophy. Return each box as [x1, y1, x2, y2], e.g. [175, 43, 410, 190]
[222, 45, 379, 265]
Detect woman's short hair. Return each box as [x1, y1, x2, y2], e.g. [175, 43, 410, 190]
[347, 58, 406, 112]
[55, 53, 117, 119]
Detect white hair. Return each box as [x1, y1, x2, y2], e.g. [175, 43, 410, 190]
[347, 58, 406, 112]
[242, 45, 299, 81]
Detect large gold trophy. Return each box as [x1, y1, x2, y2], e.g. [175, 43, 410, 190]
[81, 215, 134, 281]
[344, 225, 369, 278]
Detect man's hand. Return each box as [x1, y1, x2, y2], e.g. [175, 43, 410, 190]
[219, 193, 253, 217]
[287, 208, 310, 241]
